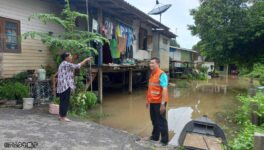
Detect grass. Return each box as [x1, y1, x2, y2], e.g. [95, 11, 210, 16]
[68, 110, 111, 121]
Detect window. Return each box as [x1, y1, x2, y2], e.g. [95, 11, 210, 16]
[0, 17, 21, 53]
[138, 28, 148, 50]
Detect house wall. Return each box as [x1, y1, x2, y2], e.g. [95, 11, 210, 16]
[170, 50, 181, 67]
[151, 34, 170, 71]
[0, 0, 63, 78]
[159, 35, 170, 72]
[132, 20, 152, 60]
[181, 51, 192, 62]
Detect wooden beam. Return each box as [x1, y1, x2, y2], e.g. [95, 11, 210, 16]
[98, 67, 103, 103]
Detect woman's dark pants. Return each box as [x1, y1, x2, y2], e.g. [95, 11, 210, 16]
[150, 103, 169, 144]
[59, 88, 71, 117]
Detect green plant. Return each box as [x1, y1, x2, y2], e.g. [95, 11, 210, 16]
[70, 92, 97, 116]
[75, 68, 87, 92]
[23, 0, 107, 66]
[178, 146, 185, 150]
[52, 97, 60, 105]
[236, 93, 264, 125]
[230, 93, 264, 149]
[12, 71, 29, 83]
[0, 82, 29, 101]
[199, 66, 209, 74]
[230, 122, 256, 150]
[248, 63, 264, 86]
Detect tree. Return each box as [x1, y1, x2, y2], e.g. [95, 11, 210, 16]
[23, 0, 107, 65]
[189, 0, 264, 67]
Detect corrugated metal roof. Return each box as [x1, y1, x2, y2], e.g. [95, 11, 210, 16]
[55, 0, 176, 38]
[170, 46, 198, 53]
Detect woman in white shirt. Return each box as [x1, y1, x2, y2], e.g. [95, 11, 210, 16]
[57, 52, 91, 122]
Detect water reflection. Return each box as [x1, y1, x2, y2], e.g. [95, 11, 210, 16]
[168, 107, 193, 146]
[173, 88, 181, 98]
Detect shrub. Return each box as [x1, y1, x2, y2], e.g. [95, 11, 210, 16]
[12, 71, 29, 83]
[52, 97, 60, 105]
[230, 122, 256, 150]
[236, 93, 264, 125]
[248, 63, 264, 86]
[231, 93, 264, 150]
[199, 66, 209, 74]
[70, 92, 97, 115]
[0, 82, 29, 101]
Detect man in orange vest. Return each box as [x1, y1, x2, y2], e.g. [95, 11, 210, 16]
[146, 57, 169, 146]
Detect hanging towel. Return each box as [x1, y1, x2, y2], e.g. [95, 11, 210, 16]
[116, 24, 121, 37]
[117, 36, 127, 54]
[110, 39, 120, 59]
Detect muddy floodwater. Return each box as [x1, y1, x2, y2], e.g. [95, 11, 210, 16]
[89, 76, 250, 144]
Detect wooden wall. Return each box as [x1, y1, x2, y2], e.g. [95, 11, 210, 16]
[0, 0, 64, 78]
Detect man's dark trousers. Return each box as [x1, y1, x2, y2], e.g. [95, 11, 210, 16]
[150, 103, 169, 143]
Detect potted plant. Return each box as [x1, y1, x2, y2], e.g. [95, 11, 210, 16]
[49, 97, 60, 115]
[0, 82, 30, 108]
[15, 83, 34, 110]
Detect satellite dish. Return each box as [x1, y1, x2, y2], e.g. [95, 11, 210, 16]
[148, 4, 172, 15]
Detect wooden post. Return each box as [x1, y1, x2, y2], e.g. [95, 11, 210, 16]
[122, 72, 126, 86]
[129, 69, 133, 94]
[98, 67, 103, 103]
[254, 133, 264, 150]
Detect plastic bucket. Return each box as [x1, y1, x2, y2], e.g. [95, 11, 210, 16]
[23, 98, 34, 110]
[49, 103, 59, 115]
[38, 69, 46, 80]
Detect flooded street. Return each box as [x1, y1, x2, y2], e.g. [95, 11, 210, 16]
[89, 76, 250, 143]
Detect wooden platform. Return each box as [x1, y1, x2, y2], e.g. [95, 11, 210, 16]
[97, 64, 149, 103]
[183, 133, 223, 150]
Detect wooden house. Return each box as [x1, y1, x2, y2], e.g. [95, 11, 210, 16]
[169, 46, 200, 67]
[0, 0, 175, 79]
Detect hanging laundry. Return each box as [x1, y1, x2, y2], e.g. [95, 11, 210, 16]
[110, 39, 120, 59]
[92, 19, 99, 33]
[104, 18, 113, 40]
[120, 24, 127, 37]
[117, 36, 127, 54]
[102, 43, 112, 64]
[101, 25, 107, 36]
[126, 45, 133, 59]
[126, 28, 134, 48]
[116, 24, 122, 37]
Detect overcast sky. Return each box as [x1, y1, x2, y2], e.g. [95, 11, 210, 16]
[125, 0, 200, 49]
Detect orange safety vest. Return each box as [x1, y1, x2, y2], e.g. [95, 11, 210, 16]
[147, 68, 169, 103]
